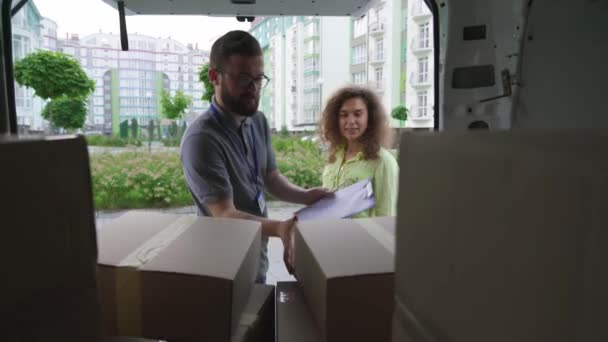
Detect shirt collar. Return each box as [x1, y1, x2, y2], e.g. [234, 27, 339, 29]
[337, 145, 364, 163]
[211, 96, 251, 131]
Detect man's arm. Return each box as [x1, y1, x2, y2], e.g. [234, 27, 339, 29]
[207, 197, 291, 238]
[207, 198, 295, 273]
[264, 169, 333, 205]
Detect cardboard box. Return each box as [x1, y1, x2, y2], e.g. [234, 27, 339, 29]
[275, 281, 321, 342]
[294, 217, 396, 342]
[97, 211, 261, 342]
[395, 131, 608, 342]
[231, 284, 275, 342]
[1, 136, 101, 341]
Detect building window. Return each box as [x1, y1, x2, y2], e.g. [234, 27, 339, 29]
[304, 57, 319, 72]
[418, 57, 428, 83]
[417, 90, 428, 117]
[375, 38, 384, 61]
[12, 35, 31, 60]
[352, 71, 366, 85]
[306, 40, 318, 55]
[419, 22, 430, 49]
[375, 67, 383, 88]
[306, 21, 318, 37]
[353, 17, 367, 38]
[352, 44, 367, 65]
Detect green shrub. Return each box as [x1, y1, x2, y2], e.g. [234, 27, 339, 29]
[162, 138, 181, 147]
[90, 152, 191, 210]
[89, 135, 327, 210]
[272, 135, 324, 189]
[86, 135, 142, 147]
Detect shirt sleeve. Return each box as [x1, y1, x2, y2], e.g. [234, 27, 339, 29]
[181, 133, 233, 207]
[373, 150, 399, 216]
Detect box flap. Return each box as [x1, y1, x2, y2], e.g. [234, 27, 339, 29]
[97, 211, 181, 266]
[141, 217, 261, 279]
[2, 136, 98, 311]
[296, 218, 394, 279]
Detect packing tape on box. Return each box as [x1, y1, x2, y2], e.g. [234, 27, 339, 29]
[114, 215, 198, 336]
[356, 218, 395, 255]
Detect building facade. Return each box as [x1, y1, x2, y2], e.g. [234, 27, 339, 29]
[13, 1, 46, 132]
[251, 16, 350, 132]
[57, 33, 209, 134]
[252, 1, 434, 131]
[350, 0, 405, 125]
[405, 0, 435, 128]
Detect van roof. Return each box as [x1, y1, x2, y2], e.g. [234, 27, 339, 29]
[101, 0, 378, 17]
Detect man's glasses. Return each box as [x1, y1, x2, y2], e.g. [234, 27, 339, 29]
[218, 70, 270, 89]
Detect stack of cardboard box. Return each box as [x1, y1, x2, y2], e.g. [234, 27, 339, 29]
[3, 136, 101, 342]
[392, 132, 608, 342]
[96, 212, 397, 342]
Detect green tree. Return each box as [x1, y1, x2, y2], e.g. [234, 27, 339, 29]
[391, 105, 408, 127]
[160, 89, 192, 121]
[198, 63, 214, 102]
[147, 119, 156, 152]
[160, 89, 191, 139]
[169, 121, 178, 139]
[14, 51, 95, 130]
[41, 96, 87, 131]
[120, 120, 129, 138]
[131, 118, 139, 139]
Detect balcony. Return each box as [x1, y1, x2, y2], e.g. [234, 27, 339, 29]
[409, 72, 432, 88]
[369, 22, 385, 36]
[411, 106, 433, 120]
[410, 37, 432, 55]
[411, 1, 433, 21]
[370, 52, 385, 65]
[369, 79, 385, 93]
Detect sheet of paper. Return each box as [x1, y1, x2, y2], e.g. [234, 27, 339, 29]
[295, 178, 375, 221]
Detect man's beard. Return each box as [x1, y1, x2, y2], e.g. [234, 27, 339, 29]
[221, 86, 260, 117]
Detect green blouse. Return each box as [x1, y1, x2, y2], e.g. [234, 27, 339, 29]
[322, 146, 399, 217]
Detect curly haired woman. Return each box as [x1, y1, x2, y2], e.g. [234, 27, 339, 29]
[319, 86, 399, 217]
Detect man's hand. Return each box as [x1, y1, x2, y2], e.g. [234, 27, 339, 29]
[302, 187, 334, 205]
[277, 217, 296, 274]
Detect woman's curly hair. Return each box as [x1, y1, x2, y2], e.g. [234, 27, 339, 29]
[319, 86, 393, 163]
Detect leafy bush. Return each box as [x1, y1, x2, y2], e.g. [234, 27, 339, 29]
[272, 135, 324, 189]
[89, 135, 326, 210]
[86, 135, 142, 147]
[90, 152, 191, 210]
[162, 138, 181, 147]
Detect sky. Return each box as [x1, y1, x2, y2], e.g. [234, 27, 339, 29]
[33, 0, 252, 50]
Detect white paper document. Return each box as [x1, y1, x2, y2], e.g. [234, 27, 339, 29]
[295, 178, 375, 221]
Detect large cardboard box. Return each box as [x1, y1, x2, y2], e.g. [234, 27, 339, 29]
[230, 284, 275, 342]
[97, 211, 261, 342]
[395, 131, 608, 342]
[275, 281, 321, 342]
[294, 217, 396, 342]
[2, 136, 101, 341]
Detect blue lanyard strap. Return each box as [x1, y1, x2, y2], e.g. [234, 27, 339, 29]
[210, 104, 259, 191]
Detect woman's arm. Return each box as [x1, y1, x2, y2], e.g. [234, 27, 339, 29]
[373, 150, 399, 216]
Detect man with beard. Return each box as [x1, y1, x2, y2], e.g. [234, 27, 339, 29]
[180, 31, 331, 283]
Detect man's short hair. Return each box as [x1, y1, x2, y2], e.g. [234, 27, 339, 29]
[209, 30, 262, 71]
